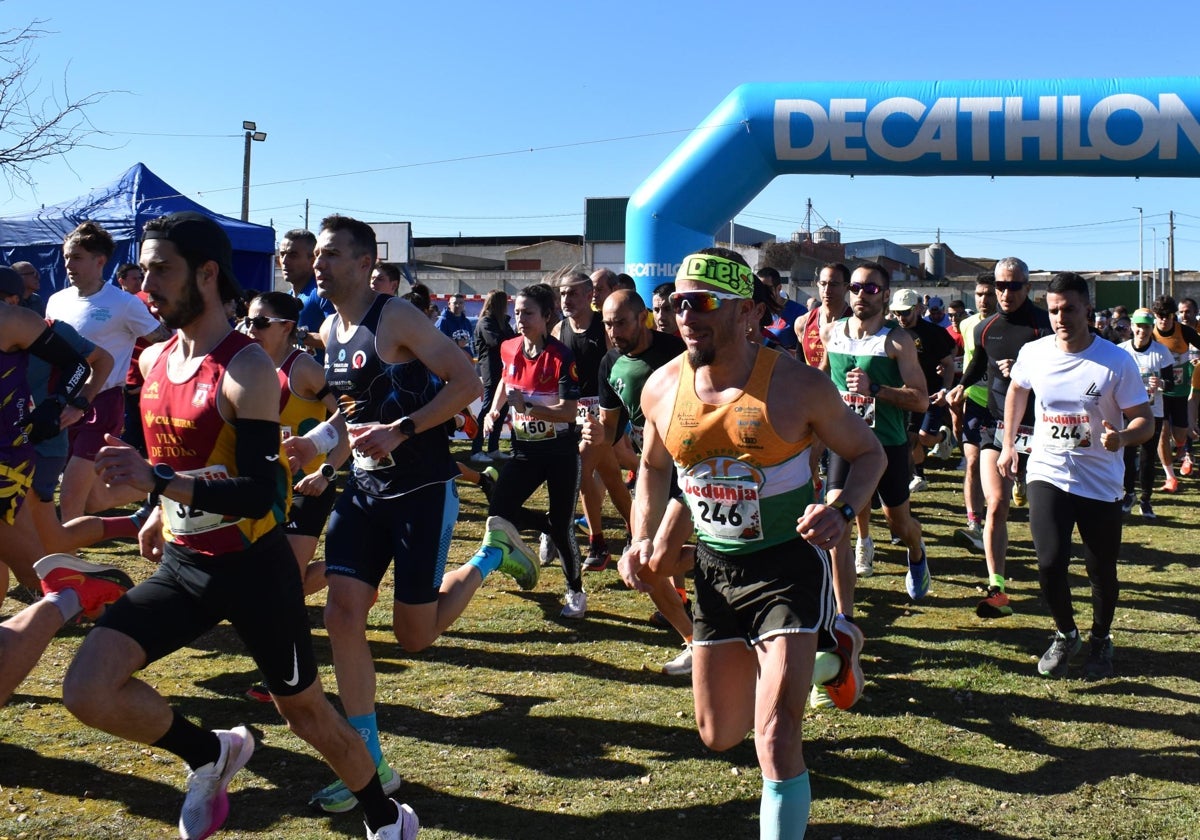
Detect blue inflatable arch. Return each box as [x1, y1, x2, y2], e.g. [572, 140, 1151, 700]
[627, 76, 1200, 302]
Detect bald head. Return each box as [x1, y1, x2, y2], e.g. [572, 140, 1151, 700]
[11, 261, 39, 297]
[604, 288, 645, 318]
[602, 288, 649, 355]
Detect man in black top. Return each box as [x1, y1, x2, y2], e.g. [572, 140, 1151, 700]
[949, 256, 1052, 619]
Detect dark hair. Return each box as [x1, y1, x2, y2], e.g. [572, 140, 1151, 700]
[1152, 295, 1177, 318]
[947, 299, 965, 310]
[752, 277, 782, 319]
[373, 262, 402, 289]
[975, 275, 996, 290]
[698, 246, 749, 267]
[282, 229, 317, 250]
[482, 289, 508, 319]
[1180, 297, 1198, 310]
[1047, 272, 1090, 299]
[855, 261, 889, 288]
[818, 262, 851, 284]
[404, 283, 432, 313]
[65, 221, 114, 259]
[115, 262, 140, 280]
[615, 273, 636, 291]
[516, 282, 556, 318]
[755, 266, 781, 285]
[652, 282, 675, 300]
[319, 215, 376, 259]
[252, 291, 302, 340]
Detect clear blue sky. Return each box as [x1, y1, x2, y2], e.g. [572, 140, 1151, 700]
[3, 0, 1199, 274]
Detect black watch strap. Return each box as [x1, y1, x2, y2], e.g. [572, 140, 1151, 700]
[837, 502, 856, 522]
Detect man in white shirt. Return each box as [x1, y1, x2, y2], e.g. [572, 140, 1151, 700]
[1001, 272, 1152, 681]
[45, 222, 170, 520]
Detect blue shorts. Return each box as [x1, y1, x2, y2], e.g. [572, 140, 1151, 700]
[960, 400, 991, 448]
[324, 479, 458, 604]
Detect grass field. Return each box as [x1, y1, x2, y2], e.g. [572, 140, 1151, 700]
[1, 448, 1197, 839]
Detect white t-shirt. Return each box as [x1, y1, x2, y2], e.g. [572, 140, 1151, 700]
[1118, 338, 1173, 419]
[1011, 334, 1149, 501]
[46, 282, 162, 392]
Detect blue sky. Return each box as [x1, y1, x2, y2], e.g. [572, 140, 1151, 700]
[3, 0, 1199, 274]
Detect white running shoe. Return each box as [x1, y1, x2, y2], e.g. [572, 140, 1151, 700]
[661, 645, 693, 676]
[539, 532, 559, 567]
[366, 800, 420, 840]
[854, 536, 875, 578]
[908, 475, 928, 493]
[178, 726, 255, 840]
[930, 425, 954, 460]
[561, 589, 587, 619]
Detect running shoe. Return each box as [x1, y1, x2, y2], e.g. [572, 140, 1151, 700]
[908, 475, 928, 493]
[486, 449, 511, 461]
[468, 451, 493, 466]
[478, 466, 498, 501]
[1159, 477, 1179, 493]
[178, 726, 255, 840]
[574, 516, 589, 535]
[661, 645, 693, 676]
[1037, 630, 1082, 678]
[1011, 476, 1027, 507]
[366, 800, 420, 840]
[930, 426, 954, 460]
[1181, 454, 1194, 477]
[1083, 634, 1115, 680]
[809, 683, 836, 710]
[309, 758, 403, 814]
[975, 586, 1013, 619]
[955, 522, 985, 551]
[244, 684, 272, 704]
[538, 532, 559, 567]
[905, 547, 931, 601]
[561, 589, 587, 619]
[1120, 493, 1135, 514]
[34, 554, 133, 622]
[482, 516, 538, 590]
[854, 536, 875, 578]
[582, 539, 610, 572]
[824, 615, 865, 710]
[1140, 500, 1156, 520]
[649, 597, 692, 628]
[456, 411, 478, 440]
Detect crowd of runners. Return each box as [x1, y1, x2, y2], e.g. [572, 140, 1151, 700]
[0, 215, 1191, 839]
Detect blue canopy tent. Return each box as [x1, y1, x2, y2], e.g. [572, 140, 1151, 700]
[0, 163, 276, 298]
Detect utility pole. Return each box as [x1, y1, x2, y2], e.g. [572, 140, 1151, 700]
[240, 120, 267, 222]
[1169, 210, 1176, 296]
[1134, 206, 1143, 305]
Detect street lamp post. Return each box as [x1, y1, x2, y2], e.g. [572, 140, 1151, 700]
[1133, 206, 1143, 305]
[241, 120, 267, 222]
[1151, 227, 1158, 299]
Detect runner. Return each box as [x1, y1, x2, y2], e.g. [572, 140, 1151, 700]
[295, 215, 538, 816]
[1118, 309, 1172, 519]
[953, 276, 998, 550]
[61, 212, 419, 839]
[1149, 295, 1200, 491]
[632, 247, 883, 839]
[1001, 272, 1151, 679]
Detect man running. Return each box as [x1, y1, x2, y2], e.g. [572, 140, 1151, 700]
[295, 215, 537, 815]
[633, 247, 883, 839]
[1149, 295, 1200, 490]
[62, 212, 419, 840]
[820, 263, 931, 598]
[1118, 309, 1172, 519]
[1001, 272, 1151, 679]
[953, 276, 998, 550]
[949, 256, 1051, 619]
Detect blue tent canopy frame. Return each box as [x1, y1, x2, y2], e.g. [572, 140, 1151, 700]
[0, 163, 277, 298]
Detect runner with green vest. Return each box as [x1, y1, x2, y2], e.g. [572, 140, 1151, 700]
[820, 262, 932, 600]
[954, 276, 997, 550]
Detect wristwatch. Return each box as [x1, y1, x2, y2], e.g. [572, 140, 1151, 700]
[836, 502, 856, 522]
[868, 382, 881, 397]
[67, 394, 91, 411]
[319, 463, 337, 481]
[396, 416, 416, 438]
[152, 463, 176, 498]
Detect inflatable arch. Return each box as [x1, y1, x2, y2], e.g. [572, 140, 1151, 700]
[626, 77, 1200, 302]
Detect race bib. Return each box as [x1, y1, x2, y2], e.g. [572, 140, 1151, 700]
[513, 410, 557, 441]
[576, 395, 601, 421]
[840, 390, 876, 428]
[162, 465, 243, 536]
[347, 423, 396, 471]
[996, 420, 1035, 455]
[679, 472, 763, 542]
[1038, 412, 1092, 451]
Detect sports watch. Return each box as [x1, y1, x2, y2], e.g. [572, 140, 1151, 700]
[319, 463, 337, 481]
[152, 463, 176, 498]
[396, 416, 416, 438]
[868, 382, 881, 397]
[836, 502, 856, 522]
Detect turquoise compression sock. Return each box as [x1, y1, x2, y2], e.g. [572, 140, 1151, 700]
[347, 712, 383, 765]
[761, 772, 811, 840]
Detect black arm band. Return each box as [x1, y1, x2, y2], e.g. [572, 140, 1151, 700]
[314, 384, 331, 401]
[189, 419, 283, 519]
[29, 327, 90, 401]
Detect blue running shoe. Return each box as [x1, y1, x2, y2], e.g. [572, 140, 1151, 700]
[905, 546, 931, 601]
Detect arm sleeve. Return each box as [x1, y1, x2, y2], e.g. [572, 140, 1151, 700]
[29, 326, 90, 401]
[188, 419, 284, 519]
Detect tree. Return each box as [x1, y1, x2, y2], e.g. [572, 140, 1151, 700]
[0, 19, 106, 189]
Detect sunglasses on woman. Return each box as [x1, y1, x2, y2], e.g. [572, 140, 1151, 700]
[848, 282, 882, 296]
[243, 316, 292, 329]
[668, 290, 744, 313]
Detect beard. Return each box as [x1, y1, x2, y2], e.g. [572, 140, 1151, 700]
[688, 345, 716, 368]
[157, 278, 206, 329]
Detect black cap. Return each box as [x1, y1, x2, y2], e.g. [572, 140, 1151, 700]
[0, 266, 23, 298]
[141, 211, 242, 302]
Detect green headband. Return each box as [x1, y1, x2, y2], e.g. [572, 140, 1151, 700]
[675, 253, 754, 298]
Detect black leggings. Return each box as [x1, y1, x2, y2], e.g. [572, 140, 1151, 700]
[489, 447, 582, 591]
[1027, 481, 1121, 639]
[1123, 417, 1164, 501]
[473, 382, 510, 454]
